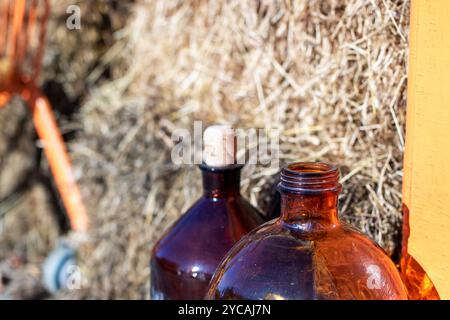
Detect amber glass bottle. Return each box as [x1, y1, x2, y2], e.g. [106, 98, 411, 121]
[400, 205, 440, 300]
[150, 126, 264, 300]
[207, 162, 408, 300]
[401, 254, 440, 300]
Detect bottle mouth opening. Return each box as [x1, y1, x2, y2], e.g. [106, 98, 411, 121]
[278, 162, 341, 194]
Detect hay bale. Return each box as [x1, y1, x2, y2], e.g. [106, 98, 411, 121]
[70, 0, 409, 299]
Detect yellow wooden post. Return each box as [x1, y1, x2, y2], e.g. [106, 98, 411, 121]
[402, 0, 450, 299]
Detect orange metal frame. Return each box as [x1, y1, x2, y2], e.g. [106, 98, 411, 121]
[0, 0, 88, 233]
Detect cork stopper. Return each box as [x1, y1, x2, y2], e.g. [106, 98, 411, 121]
[203, 125, 236, 167]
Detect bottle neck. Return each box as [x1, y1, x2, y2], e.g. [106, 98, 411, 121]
[200, 164, 242, 199]
[278, 162, 342, 234]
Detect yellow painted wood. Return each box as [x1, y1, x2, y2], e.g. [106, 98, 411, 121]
[403, 0, 450, 299]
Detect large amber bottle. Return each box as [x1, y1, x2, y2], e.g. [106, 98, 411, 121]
[207, 162, 408, 300]
[150, 125, 264, 300]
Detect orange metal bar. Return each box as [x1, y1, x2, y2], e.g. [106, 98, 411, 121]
[28, 89, 89, 233]
[8, 0, 26, 83]
[32, 0, 49, 82]
[16, 0, 28, 67]
[0, 1, 12, 106]
[26, 0, 39, 69]
[0, 0, 9, 56]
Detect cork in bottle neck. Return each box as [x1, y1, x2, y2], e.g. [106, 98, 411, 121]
[200, 125, 241, 198]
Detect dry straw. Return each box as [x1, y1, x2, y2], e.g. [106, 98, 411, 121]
[68, 0, 410, 298]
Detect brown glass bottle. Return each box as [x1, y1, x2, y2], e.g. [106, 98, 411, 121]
[207, 162, 408, 300]
[401, 254, 440, 300]
[400, 206, 440, 299]
[150, 164, 265, 300]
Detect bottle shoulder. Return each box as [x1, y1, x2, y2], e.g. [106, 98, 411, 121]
[151, 196, 264, 267]
[223, 220, 391, 261]
[207, 220, 407, 300]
